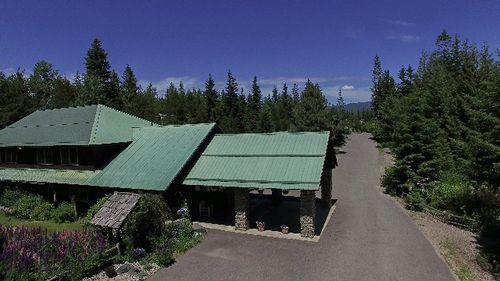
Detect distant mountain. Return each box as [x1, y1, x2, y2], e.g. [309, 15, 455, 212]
[344, 101, 371, 112]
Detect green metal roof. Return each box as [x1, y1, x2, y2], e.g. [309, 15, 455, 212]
[183, 132, 331, 190]
[0, 105, 154, 147]
[87, 123, 216, 191]
[0, 168, 99, 185]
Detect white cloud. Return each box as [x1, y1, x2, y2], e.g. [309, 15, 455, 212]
[381, 19, 415, 27]
[341, 85, 354, 90]
[386, 32, 421, 43]
[324, 86, 371, 103]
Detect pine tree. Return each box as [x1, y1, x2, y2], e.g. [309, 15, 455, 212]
[108, 70, 122, 109]
[0, 71, 33, 128]
[220, 71, 239, 132]
[246, 76, 262, 132]
[371, 55, 384, 115]
[83, 38, 112, 105]
[204, 74, 218, 122]
[121, 65, 139, 114]
[84, 38, 111, 82]
[295, 79, 329, 131]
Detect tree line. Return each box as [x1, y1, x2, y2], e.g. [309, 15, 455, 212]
[371, 31, 499, 233]
[0, 38, 362, 145]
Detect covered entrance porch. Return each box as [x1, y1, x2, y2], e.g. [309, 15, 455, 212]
[183, 131, 336, 239]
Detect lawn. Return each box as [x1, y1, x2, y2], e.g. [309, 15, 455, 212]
[0, 211, 83, 232]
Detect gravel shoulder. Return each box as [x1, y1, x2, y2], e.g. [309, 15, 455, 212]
[378, 140, 495, 281]
[400, 204, 495, 281]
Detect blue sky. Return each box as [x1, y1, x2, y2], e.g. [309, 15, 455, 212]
[1, 0, 499, 103]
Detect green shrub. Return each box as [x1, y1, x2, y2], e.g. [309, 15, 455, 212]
[153, 245, 175, 266]
[382, 161, 413, 196]
[427, 172, 471, 213]
[31, 201, 55, 221]
[53, 202, 76, 223]
[405, 189, 427, 211]
[159, 218, 200, 255]
[86, 194, 110, 223]
[121, 194, 171, 250]
[0, 189, 24, 208]
[13, 194, 44, 219]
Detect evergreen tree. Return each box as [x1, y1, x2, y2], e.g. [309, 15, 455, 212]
[84, 38, 111, 82]
[0, 71, 33, 128]
[83, 38, 112, 105]
[220, 71, 240, 132]
[246, 76, 262, 132]
[204, 74, 218, 122]
[121, 65, 139, 113]
[371, 55, 383, 115]
[108, 70, 123, 109]
[295, 79, 329, 131]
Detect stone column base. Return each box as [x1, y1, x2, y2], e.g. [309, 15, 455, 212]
[300, 190, 316, 238]
[234, 188, 249, 231]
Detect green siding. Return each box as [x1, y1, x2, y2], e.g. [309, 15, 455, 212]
[87, 123, 216, 191]
[183, 132, 330, 190]
[0, 105, 154, 147]
[0, 168, 98, 185]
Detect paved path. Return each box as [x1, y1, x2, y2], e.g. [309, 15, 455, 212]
[149, 133, 454, 281]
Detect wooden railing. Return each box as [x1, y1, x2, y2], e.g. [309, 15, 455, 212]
[423, 205, 480, 232]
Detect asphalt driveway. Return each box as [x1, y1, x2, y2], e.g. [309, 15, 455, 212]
[149, 133, 455, 281]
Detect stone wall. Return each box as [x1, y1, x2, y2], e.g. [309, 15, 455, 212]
[234, 188, 249, 231]
[300, 190, 316, 238]
[321, 168, 333, 207]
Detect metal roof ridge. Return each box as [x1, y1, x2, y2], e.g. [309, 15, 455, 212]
[89, 104, 103, 145]
[201, 154, 325, 157]
[32, 104, 98, 114]
[184, 177, 320, 185]
[159, 122, 216, 128]
[214, 131, 330, 136]
[97, 104, 159, 126]
[159, 122, 217, 189]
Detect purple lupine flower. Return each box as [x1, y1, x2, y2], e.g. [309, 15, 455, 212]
[177, 207, 188, 216]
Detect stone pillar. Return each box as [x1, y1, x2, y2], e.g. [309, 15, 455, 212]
[300, 190, 316, 238]
[321, 169, 333, 207]
[234, 188, 249, 231]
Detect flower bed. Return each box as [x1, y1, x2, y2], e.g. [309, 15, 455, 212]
[0, 225, 109, 281]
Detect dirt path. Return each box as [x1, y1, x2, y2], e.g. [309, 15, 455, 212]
[149, 133, 455, 281]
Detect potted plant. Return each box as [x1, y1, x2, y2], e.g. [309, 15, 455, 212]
[256, 221, 265, 232]
[281, 224, 289, 234]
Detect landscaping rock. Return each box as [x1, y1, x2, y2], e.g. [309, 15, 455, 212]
[103, 265, 117, 278]
[116, 264, 133, 275]
[172, 218, 184, 226]
[193, 223, 207, 235]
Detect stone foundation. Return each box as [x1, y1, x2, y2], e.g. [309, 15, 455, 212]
[234, 188, 249, 231]
[321, 169, 333, 207]
[300, 190, 316, 238]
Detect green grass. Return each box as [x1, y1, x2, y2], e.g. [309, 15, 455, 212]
[0, 211, 83, 232]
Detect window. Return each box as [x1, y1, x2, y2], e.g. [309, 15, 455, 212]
[60, 147, 79, 166]
[36, 148, 53, 165]
[5, 149, 18, 164]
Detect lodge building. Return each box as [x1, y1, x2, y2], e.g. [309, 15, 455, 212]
[0, 105, 336, 238]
